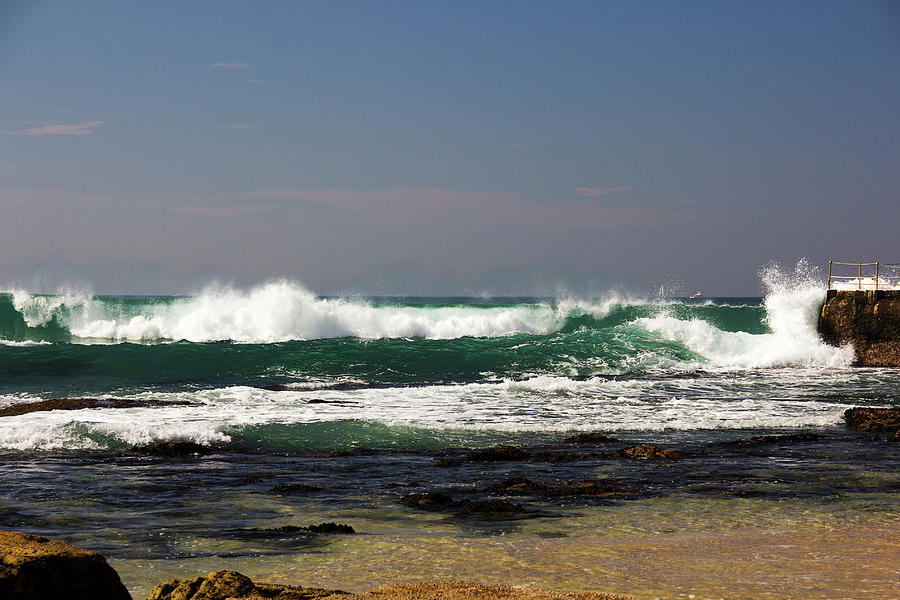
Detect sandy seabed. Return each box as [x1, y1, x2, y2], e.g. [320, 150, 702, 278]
[112, 496, 900, 600]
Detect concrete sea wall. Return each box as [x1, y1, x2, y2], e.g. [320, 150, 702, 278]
[818, 290, 900, 367]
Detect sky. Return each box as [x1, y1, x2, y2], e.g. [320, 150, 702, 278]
[1, 0, 898, 296]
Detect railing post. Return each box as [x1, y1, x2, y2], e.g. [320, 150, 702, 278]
[859, 261, 862, 290]
[876, 262, 879, 290]
[828, 261, 832, 289]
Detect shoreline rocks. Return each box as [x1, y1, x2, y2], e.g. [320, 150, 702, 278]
[0, 530, 131, 600]
[2, 532, 633, 600]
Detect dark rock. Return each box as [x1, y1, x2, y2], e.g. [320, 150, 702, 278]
[464, 446, 530, 462]
[844, 407, 900, 433]
[550, 479, 631, 497]
[486, 477, 632, 499]
[614, 444, 680, 459]
[721, 433, 823, 446]
[0, 397, 192, 418]
[532, 451, 596, 462]
[0, 530, 132, 600]
[269, 483, 323, 495]
[231, 523, 355, 539]
[134, 441, 215, 456]
[563, 432, 619, 444]
[401, 492, 455, 509]
[305, 522, 355, 535]
[454, 499, 525, 517]
[485, 476, 547, 495]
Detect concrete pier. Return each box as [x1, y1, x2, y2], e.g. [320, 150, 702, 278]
[818, 290, 900, 367]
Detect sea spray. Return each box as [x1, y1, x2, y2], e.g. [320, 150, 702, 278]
[637, 260, 854, 368]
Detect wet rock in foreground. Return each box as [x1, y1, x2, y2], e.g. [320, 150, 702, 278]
[0, 530, 131, 600]
[146, 569, 346, 600]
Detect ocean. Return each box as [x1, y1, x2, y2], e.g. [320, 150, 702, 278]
[1, 264, 898, 599]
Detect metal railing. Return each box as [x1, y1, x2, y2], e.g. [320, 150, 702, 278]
[827, 261, 900, 290]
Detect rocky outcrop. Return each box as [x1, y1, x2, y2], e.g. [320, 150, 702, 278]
[0, 530, 132, 600]
[844, 408, 900, 438]
[818, 290, 900, 366]
[146, 570, 347, 600]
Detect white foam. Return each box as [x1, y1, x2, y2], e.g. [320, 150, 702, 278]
[10, 281, 566, 342]
[0, 371, 874, 451]
[635, 260, 854, 368]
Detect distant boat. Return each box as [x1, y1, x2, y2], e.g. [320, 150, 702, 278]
[690, 291, 702, 299]
[658, 285, 665, 298]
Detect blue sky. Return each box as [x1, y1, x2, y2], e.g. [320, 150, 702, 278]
[1, 0, 898, 295]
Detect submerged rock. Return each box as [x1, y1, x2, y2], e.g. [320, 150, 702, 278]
[454, 499, 525, 517]
[0, 530, 132, 600]
[485, 476, 548, 495]
[614, 444, 680, 459]
[464, 445, 530, 462]
[720, 433, 823, 446]
[486, 476, 633, 499]
[400, 492, 455, 508]
[269, 483, 323, 495]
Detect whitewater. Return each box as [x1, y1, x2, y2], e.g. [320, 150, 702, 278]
[2, 262, 892, 453]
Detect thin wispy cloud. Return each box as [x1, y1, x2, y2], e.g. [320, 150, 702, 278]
[1, 121, 105, 136]
[173, 203, 281, 217]
[573, 186, 633, 198]
[212, 62, 250, 69]
[221, 124, 258, 131]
